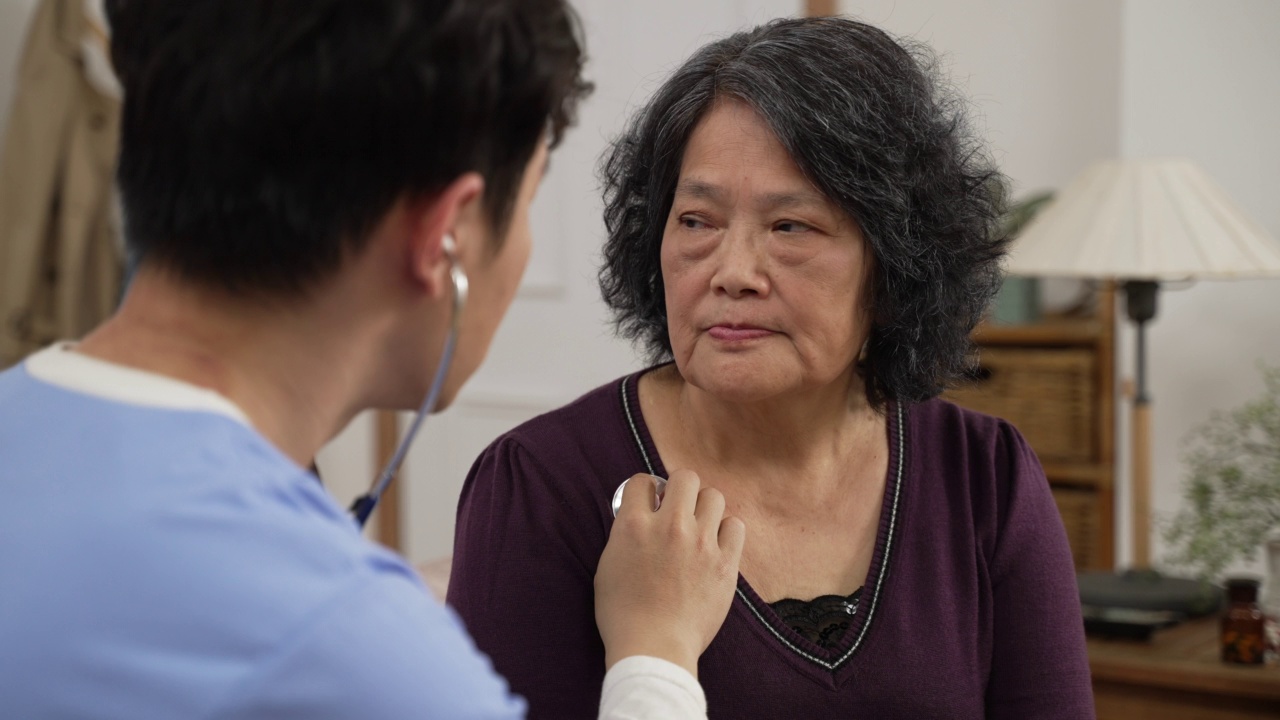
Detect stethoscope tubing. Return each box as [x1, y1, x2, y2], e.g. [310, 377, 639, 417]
[350, 238, 468, 528]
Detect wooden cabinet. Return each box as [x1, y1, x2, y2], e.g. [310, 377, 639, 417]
[945, 283, 1117, 570]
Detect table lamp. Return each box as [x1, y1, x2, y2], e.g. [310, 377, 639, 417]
[1004, 158, 1280, 569]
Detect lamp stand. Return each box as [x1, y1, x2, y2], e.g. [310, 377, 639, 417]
[1123, 280, 1158, 568]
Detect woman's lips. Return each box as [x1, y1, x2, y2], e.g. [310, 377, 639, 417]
[707, 325, 774, 341]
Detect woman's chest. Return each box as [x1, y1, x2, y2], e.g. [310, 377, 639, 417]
[690, 470, 997, 720]
[721, 456, 886, 598]
[736, 513, 877, 603]
[697, 570, 991, 720]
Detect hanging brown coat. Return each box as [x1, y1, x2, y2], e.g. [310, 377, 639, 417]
[0, 0, 121, 367]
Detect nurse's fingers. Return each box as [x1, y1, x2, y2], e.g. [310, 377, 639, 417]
[718, 515, 746, 556]
[660, 469, 701, 519]
[693, 485, 727, 544]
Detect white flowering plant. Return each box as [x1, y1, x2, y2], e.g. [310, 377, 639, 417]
[1162, 363, 1280, 580]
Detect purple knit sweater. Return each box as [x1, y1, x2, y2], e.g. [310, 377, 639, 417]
[447, 370, 1094, 719]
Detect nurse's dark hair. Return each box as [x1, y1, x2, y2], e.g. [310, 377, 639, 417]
[105, 0, 590, 296]
[598, 16, 1008, 410]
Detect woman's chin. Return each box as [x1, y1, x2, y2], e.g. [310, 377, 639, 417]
[676, 351, 859, 405]
[698, 384, 784, 405]
[680, 359, 797, 404]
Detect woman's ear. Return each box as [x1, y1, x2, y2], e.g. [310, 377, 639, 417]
[407, 173, 485, 298]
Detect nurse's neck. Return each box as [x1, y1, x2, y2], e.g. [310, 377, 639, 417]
[77, 264, 383, 469]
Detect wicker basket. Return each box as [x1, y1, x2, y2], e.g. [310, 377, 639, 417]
[944, 347, 1096, 463]
[1051, 487, 1100, 570]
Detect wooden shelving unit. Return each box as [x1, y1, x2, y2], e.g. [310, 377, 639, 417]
[946, 283, 1117, 570]
[374, 410, 402, 552]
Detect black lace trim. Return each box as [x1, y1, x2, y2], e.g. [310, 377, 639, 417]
[769, 588, 863, 650]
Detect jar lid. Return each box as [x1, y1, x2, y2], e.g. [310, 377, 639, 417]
[1225, 577, 1261, 590]
[1225, 576, 1261, 603]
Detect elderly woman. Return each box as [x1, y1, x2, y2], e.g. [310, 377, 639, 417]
[448, 16, 1093, 720]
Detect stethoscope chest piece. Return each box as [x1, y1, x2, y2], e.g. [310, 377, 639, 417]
[610, 475, 667, 517]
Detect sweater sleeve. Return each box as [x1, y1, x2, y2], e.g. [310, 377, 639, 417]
[447, 436, 609, 720]
[984, 423, 1096, 719]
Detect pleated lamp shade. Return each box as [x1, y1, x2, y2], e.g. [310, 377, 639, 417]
[1005, 159, 1280, 280]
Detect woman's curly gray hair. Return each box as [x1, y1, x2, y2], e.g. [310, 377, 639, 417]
[598, 16, 1009, 410]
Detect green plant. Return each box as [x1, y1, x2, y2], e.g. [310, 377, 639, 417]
[991, 192, 1055, 325]
[1002, 191, 1055, 238]
[1162, 363, 1280, 579]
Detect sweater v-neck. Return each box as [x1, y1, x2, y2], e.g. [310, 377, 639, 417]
[618, 369, 906, 681]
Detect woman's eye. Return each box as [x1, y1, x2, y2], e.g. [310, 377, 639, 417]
[775, 220, 812, 233]
[680, 216, 709, 230]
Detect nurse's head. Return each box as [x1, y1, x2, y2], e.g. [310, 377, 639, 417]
[105, 0, 590, 408]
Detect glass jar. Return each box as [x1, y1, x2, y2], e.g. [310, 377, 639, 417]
[1222, 577, 1266, 665]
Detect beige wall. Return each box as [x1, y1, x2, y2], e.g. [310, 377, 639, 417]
[840, 0, 1123, 195]
[838, 0, 1123, 311]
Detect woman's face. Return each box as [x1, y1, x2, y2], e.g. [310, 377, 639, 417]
[661, 100, 873, 403]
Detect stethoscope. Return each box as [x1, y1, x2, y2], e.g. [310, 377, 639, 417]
[341, 232, 661, 526]
[349, 235, 469, 528]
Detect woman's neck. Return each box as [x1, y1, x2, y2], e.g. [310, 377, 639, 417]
[640, 364, 892, 602]
[648, 364, 883, 507]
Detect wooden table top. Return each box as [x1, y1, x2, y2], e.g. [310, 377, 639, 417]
[1088, 617, 1280, 701]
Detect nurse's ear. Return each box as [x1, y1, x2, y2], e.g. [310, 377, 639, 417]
[405, 173, 485, 300]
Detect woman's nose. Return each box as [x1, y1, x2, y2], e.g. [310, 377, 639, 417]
[710, 230, 770, 299]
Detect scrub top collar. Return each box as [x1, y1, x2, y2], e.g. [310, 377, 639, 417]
[24, 342, 253, 428]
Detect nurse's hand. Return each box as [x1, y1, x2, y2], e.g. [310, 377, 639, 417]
[595, 469, 745, 678]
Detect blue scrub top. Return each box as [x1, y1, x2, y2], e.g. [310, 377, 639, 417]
[0, 348, 525, 719]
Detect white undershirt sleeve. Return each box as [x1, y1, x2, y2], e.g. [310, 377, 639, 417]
[597, 656, 707, 720]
